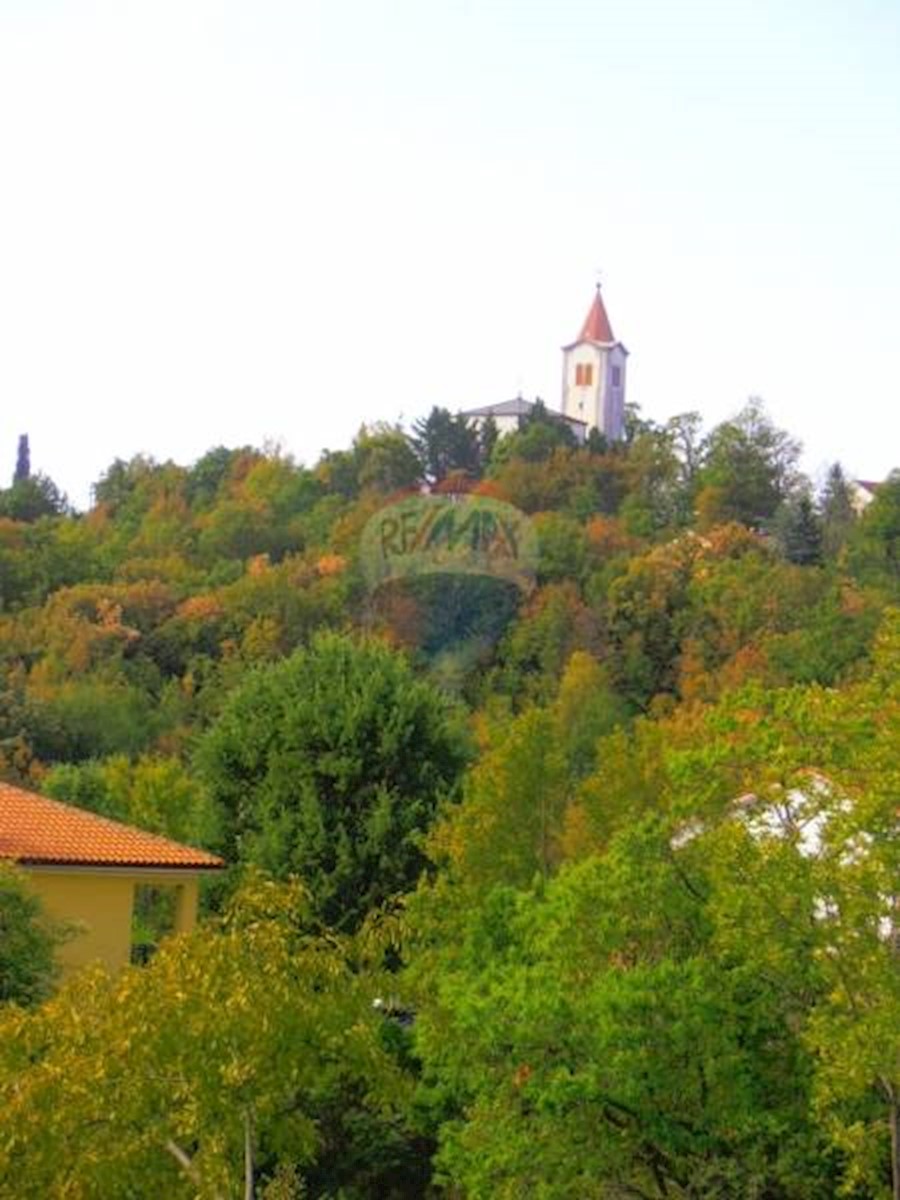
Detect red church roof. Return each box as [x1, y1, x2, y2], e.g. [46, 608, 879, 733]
[0, 782, 224, 871]
[577, 285, 615, 343]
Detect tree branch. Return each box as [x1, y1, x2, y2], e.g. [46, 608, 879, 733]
[164, 1139, 227, 1200]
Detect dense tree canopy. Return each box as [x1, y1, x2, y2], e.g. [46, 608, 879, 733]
[411, 407, 482, 483]
[406, 610, 900, 1200]
[0, 473, 68, 522]
[0, 408, 894, 1197]
[849, 471, 900, 594]
[696, 398, 801, 526]
[0, 878, 418, 1199]
[197, 632, 470, 929]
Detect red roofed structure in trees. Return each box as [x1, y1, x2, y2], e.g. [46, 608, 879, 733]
[460, 282, 630, 445]
[561, 284, 629, 442]
[0, 782, 223, 974]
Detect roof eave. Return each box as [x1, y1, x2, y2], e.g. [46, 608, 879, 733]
[17, 858, 225, 873]
[562, 339, 628, 355]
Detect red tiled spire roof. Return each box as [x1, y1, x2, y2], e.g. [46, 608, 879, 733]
[578, 285, 615, 343]
[0, 782, 224, 870]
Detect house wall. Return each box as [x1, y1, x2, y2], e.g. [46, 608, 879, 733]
[849, 482, 877, 515]
[25, 868, 201, 975]
[466, 413, 521, 439]
[28, 871, 134, 973]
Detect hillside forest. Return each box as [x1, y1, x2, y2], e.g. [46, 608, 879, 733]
[0, 401, 898, 1199]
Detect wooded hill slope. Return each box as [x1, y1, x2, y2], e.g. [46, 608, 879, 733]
[0, 401, 898, 1199]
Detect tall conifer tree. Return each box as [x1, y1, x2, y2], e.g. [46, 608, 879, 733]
[13, 434, 30, 484]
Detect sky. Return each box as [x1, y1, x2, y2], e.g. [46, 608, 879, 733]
[1, 0, 898, 508]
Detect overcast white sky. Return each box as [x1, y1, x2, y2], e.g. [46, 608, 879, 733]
[1, 0, 898, 507]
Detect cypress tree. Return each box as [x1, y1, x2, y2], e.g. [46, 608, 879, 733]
[13, 434, 30, 484]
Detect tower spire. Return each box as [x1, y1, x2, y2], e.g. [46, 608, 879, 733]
[560, 281, 627, 441]
[577, 284, 615, 344]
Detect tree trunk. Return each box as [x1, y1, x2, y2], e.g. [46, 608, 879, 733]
[244, 1110, 255, 1200]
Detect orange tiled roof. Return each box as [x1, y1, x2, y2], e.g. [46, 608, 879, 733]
[577, 285, 615, 343]
[0, 782, 224, 870]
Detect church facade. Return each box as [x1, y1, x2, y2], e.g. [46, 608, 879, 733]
[461, 284, 628, 443]
[560, 284, 628, 442]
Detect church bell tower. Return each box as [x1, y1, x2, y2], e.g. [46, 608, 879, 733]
[561, 284, 628, 441]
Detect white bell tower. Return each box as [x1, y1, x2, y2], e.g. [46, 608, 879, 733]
[561, 284, 628, 441]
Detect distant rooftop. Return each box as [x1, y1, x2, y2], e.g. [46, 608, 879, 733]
[461, 396, 586, 428]
[0, 782, 224, 871]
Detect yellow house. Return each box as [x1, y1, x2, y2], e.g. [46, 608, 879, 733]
[0, 781, 224, 974]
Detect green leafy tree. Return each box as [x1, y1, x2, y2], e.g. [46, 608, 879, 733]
[411, 407, 481, 483]
[551, 650, 631, 780]
[666, 410, 704, 490]
[315, 447, 360, 498]
[620, 424, 690, 535]
[696, 680, 900, 1199]
[30, 681, 164, 763]
[428, 706, 569, 892]
[411, 619, 900, 1197]
[479, 414, 499, 465]
[0, 473, 68, 522]
[697, 398, 802, 526]
[184, 445, 250, 509]
[91, 454, 159, 514]
[238, 455, 322, 525]
[490, 400, 577, 468]
[533, 511, 588, 583]
[196, 497, 277, 563]
[492, 581, 600, 705]
[621, 399, 657, 445]
[0, 519, 90, 612]
[0, 865, 63, 1007]
[0, 877, 417, 1198]
[603, 535, 698, 707]
[575, 613, 900, 1196]
[585, 426, 609, 454]
[197, 632, 469, 929]
[374, 573, 520, 678]
[409, 821, 834, 1199]
[774, 491, 823, 565]
[428, 651, 627, 893]
[819, 462, 856, 560]
[848, 471, 900, 595]
[44, 755, 220, 852]
[354, 424, 422, 494]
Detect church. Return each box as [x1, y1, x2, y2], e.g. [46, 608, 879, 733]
[461, 284, 628, 443]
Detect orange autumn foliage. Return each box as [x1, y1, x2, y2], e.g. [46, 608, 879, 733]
[316, 553, 347, 577]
